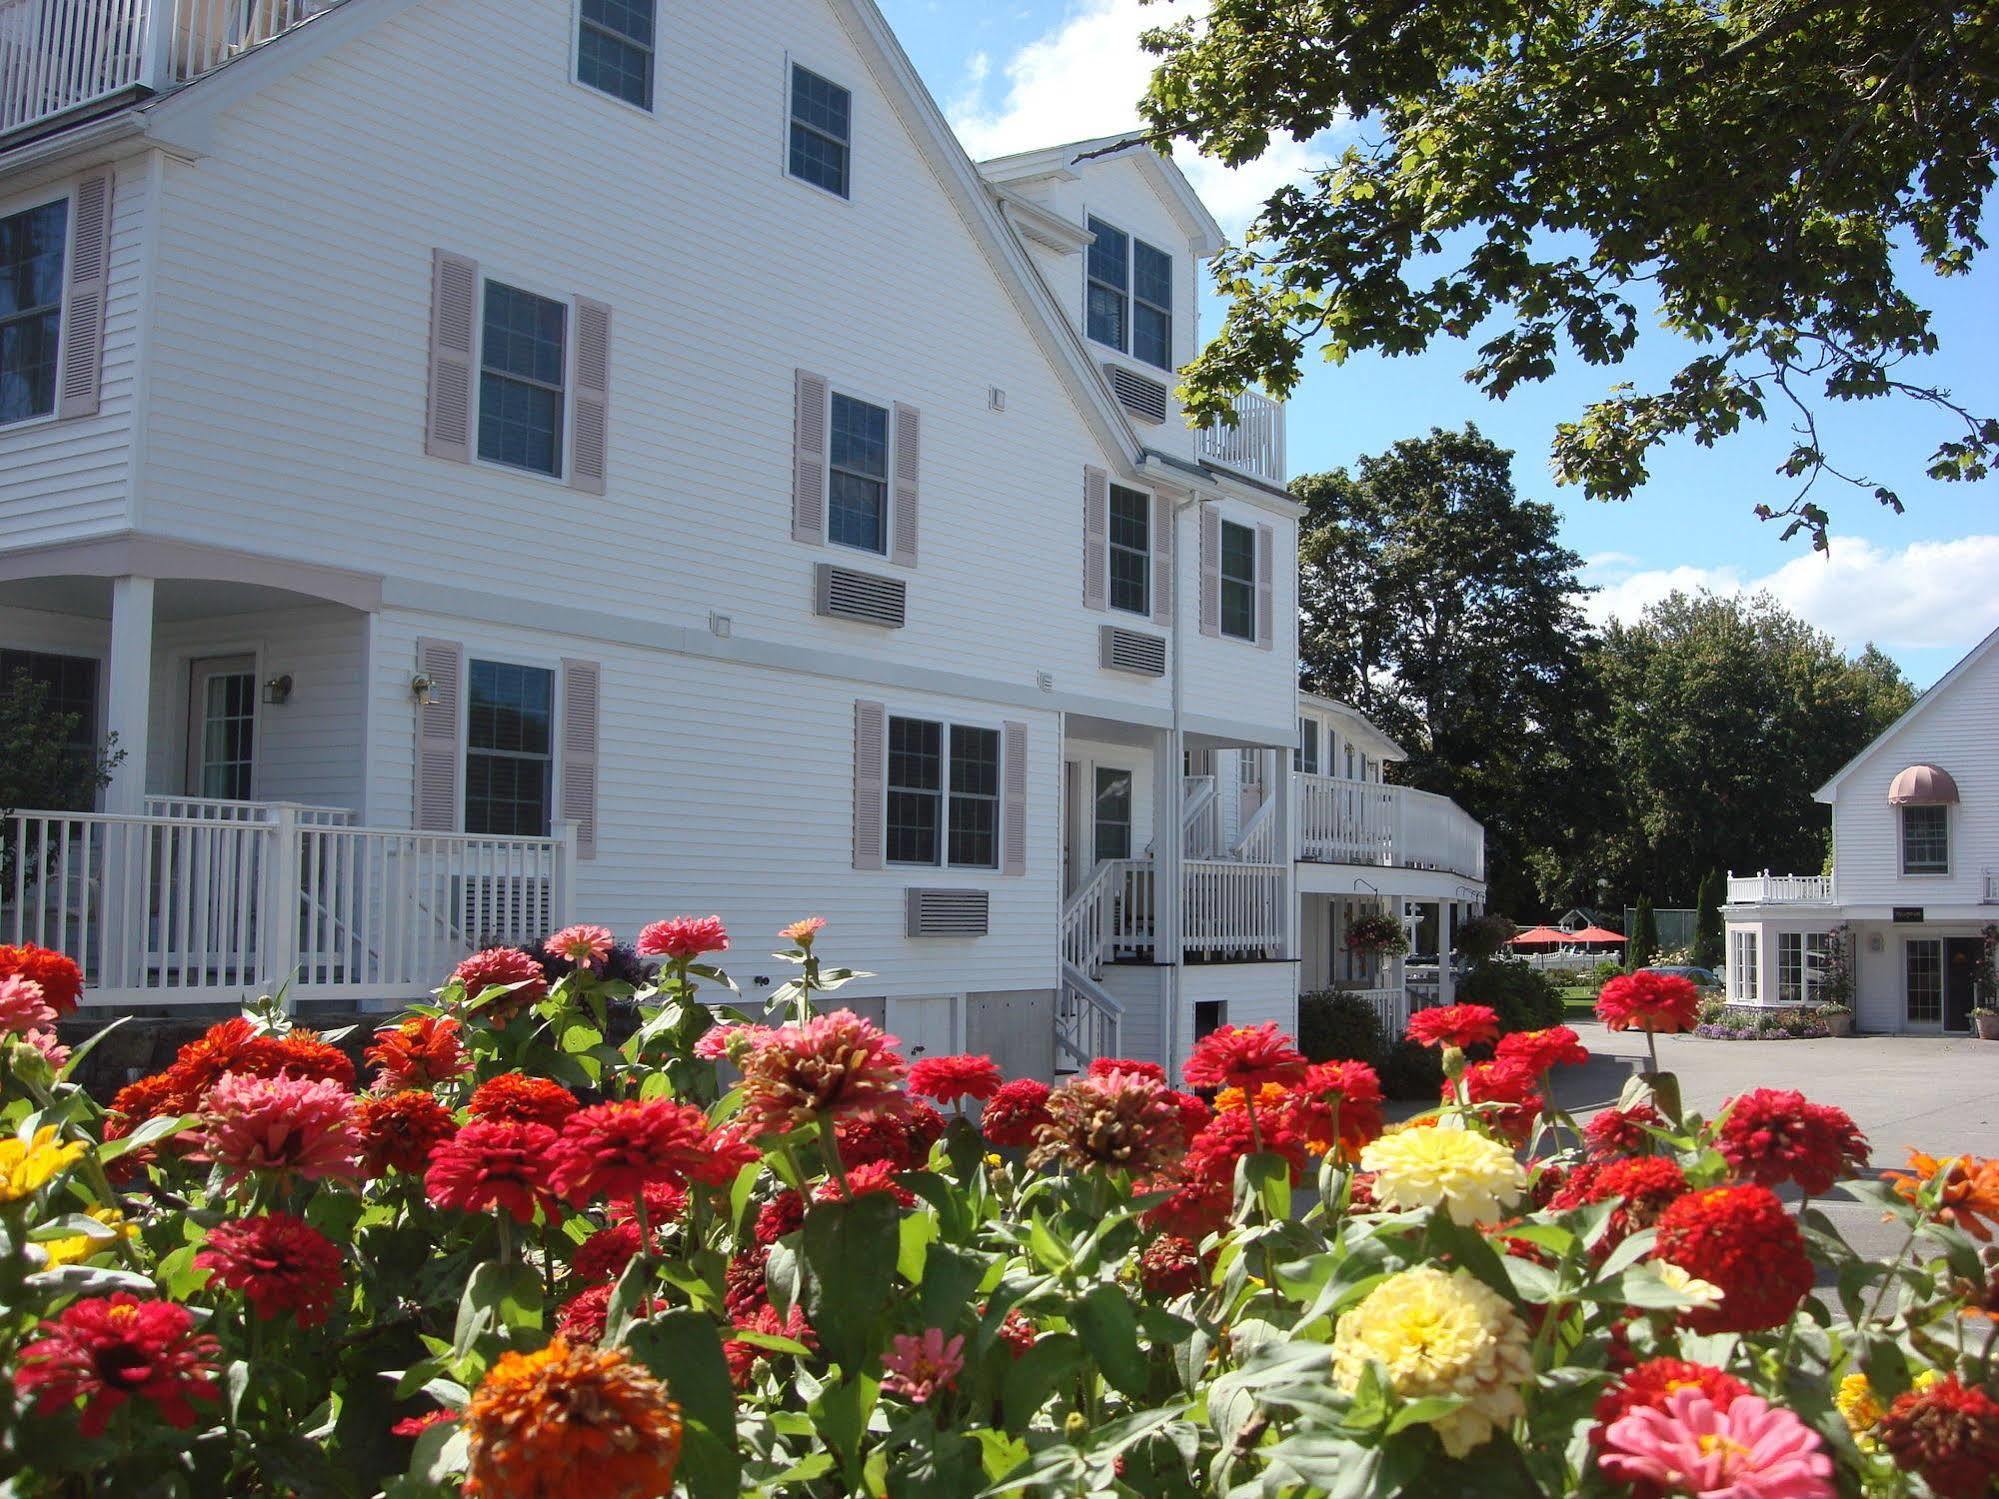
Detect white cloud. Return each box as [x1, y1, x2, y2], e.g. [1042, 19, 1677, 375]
[1580, 536, 1999, 655]
[943, 0, 1338, 235]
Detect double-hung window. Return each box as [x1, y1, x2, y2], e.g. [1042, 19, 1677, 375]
[478, 282, 566, 477]
[465, 660, 553, 837]
[1776, 931, 1804, 1004]
[1085, 217, 1173, 372]
[1901, 804, 1949, 874]
[0, 198, 67, 426]
[1219, 518, 1257, 641]
[576, 0, 654, 108]
[828, 392, 889, 553]
[1294, 718, 1319, 775]
[887, 716, 999, 869]
[1107, 483, 1149, 615]
[789, 64, 852, 198]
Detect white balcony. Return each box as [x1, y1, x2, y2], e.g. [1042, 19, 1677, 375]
[0, 0, 335, 139]
[1726, 871, 1837, 905]
[1197, 388, 1285, 486]
[1295, 775, 1485, 882]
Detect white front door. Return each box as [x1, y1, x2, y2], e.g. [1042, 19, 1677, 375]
[186, 654, 257, 799]
[887, 995, 957, 1062]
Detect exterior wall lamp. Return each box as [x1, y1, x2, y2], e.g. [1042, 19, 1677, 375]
[263, 674, 293, 705]
[411, 673, 437, 706]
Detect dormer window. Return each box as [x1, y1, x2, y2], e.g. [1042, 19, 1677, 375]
[1085, 216, 1173, 372]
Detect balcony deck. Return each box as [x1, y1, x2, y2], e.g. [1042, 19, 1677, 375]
[1295, 774, 1485, 883]
[1725, 872, 1838, 905]
[1196, 388, 1285, 486]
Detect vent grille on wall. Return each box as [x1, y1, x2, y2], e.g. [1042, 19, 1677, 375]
[1103, 363, 1169, 424]
[905, 887, 990, 937]
[814, 563, 907, 628]
[1100, 624, 1167, 677]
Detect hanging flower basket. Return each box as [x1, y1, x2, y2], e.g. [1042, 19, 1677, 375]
[1345, 912, 1410, 958]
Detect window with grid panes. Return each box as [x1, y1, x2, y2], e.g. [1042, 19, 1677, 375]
[828, 393, 889, 553]
[1107, 484, 1149, 615]
[1901, 804, 1949, 873]
[1219, 519, 1256, 640]
[789, 65, 852, 198]
[478, 282, 566, 476]
[888, 717, 1000, 869]
[465, 660, 553, 836]
[576, 0, 654, 108]
[1084, 217, 1174, 372]
[0, 198, 66, 425]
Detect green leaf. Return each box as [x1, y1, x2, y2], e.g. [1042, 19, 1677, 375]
[95, 1112, 196, 1163]
[897, 1210, 936, 1283]
[919, 1243, 988, 1332]
[1071, 1282, 1150, 1400]
[1002, 1331, 1081, 1430]
[454, 1260, 540, 1355]
[626, 1311, 738, 1499]
[801, 1192, 902, 1372]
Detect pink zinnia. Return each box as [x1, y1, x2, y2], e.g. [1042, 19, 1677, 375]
[1599, 1389, 1834, 1498]
[635, 915, 729, 961]
[737, 1009, 909, 1135]
[907, 1053, 1004, 1107]
[199, 1072, 362, 1189]
[778, 916, 827, 946]
[880, 1328, 965, 1405]
[694, 1022, 774, 1063]
[0, 974, 55, 1035]
[13, 1027, 69, 1069]
[544, 924, 615, 971]
[451, 946, 548, 1018]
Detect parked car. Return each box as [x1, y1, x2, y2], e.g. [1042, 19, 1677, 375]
[1640, 964, 1720, 990]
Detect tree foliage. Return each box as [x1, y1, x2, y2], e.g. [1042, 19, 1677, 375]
[1630, 895, 1659, 968]
[1139, 0, 1999, 541]
[1693, 869, 1725, 968]
[0, 669, 119, 887]
[1294, 426, 1596, 915]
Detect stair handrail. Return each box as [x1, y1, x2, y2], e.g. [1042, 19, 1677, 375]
[1060, 859, 1118, 978]
[1230, 793, 1279, 863]
[1056, 960, 1125, 1071]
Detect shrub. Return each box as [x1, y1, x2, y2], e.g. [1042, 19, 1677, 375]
[1298, 988, 1385, 1065]
[1591, 959, 1624, 987]
[1377, 1036, 1445, 1099]
[1455, 913, 1517, 963]
[1461, 958, 1565, 1033]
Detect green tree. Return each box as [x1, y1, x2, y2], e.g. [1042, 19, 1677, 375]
[1693, 869, 1725, 969]
[1631, 895, 1659, 969]
[1293, 425, 1597, 915]
[0, 668, 121, 888]
[1138, 0, 1999, 542]
[1589, 591, 1913, 903]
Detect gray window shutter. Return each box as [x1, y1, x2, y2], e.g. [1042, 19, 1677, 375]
[1150, 491, 1172, 626]
[891, 402, 919, 566]
[1082, 466, 1108, 610]
[415, 638, 464, 832]
[1256, 522, 1275, 651]
[853, 699, 885, 870]
[1199, 504, 1221, 637]
[56, 170, 113, 421]
[425, 250, 478, 461]
[569, 298, 610, 495]
[560, 658, 600, 859]
[1002, 720, 1027, 875]
[793, 369, 829, 543]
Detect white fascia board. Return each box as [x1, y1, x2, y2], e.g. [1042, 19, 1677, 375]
[1814, 622, 1999, 802]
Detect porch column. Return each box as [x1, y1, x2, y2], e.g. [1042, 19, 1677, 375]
[1272, 747, 1296, 960]
[1151, 729, 1182, 963]
[105, 575, 154, 813]
[1435, 900, 1456, 1007]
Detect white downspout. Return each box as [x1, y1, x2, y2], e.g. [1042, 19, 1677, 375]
[1165, 489, 1204, 1075]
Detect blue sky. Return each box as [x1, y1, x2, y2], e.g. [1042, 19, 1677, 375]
[880, 0, 1999, 687]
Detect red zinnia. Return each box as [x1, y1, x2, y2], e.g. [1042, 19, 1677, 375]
[547, 1098, 725, 1205]
[1874, 1375, 1999, 1499]
[907, 1053, 1004, 1107]
[1591, 1357, 1749, 1446]
[1455, 1059, 1544, 1147]
[1088, 1057, 1166, 1083]
[1551, 1156, 1689, 1252]
[634, 915, 729, 961]
[552, 1282, 659, 1345]
[224, 1029, 358, 1091]
[737, 1010, 909, 1136]
[1495, 1025, 1589, 1076]
[607, 1180, 692, 1227]
[365, 1015, 468, 1091]
[1596, 972, 1700, 1034]
[468, 1073, 580, 1129]
[0, 943, 84, 1018]
[452, 947, 549, 1021]
[1653, 1184, 1814, 1333]
[572, 1221, 651, 1283]
[424, 1119, 558, 1223]
[982, 1078, 1053, 1148]
[356, 1090, 456, 1175]
[724, 1304, 815, 1390]
[1405, 1003, 1501, 1050]
[754, 1190, 808, 1245]
[1182, 1022, 1308, 1092]
[1142, 1174, 1233, 1241]
[812, 1158, 917, 1206]
[1138, 1235, 1206, 1298]
[1715, 1088, 1869, 1197]
[724, 1246, 772, 1320]
[1183, 1106, 1310, 1187]
[14, 1295, 221, 1437]
[1294, 1059, 1385, 1161]
[1584, 1102, 1668, 1159]
[196, 1213, 345, 1326]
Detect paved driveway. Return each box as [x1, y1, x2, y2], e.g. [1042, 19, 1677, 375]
[1553, 1023, 1997, 1261]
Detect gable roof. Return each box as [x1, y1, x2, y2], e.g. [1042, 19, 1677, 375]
[978, 134, 1228, 259]
[1299, 691, 1408, 761]
[1814, 622, 1999, 802]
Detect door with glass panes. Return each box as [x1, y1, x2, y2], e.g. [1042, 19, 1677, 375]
[186, 655, 257, 800]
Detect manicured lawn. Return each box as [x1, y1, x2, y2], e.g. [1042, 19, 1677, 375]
[1559, 986, 1597, 1019]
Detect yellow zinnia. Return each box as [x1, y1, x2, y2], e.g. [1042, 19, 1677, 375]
[1358, 1122, 1526, 1225]
[1330, 1264, 1532, 1456]
[37, 1208, 134, 1268]
[0, 1126, 87, 1205]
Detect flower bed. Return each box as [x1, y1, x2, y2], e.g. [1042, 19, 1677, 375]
[1695, 1004, 1836, 1040]
[2, 931, 1996, 1496]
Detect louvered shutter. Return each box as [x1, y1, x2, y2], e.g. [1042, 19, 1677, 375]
[1002, 720, 1027, 876]
[56, 170, 112, 421]
[1081, 466, 1108, 610]
[1256, 522, 1275, 651]
[793, 370, 829, 544]
[891, 402, 919, 566]
[1150, 491, 1173, 626]
[853, 699, 886, 870]
[569, 298, 610, 495]
[425, 250, 478, 461]
[414, 639, 464, 832]
[1199, 505, 1221, 637]
[560, 659, 600, 859]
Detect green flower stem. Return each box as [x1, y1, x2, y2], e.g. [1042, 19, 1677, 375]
[822, 1120, 853, 1199]
[496, 1210, 513, 1267]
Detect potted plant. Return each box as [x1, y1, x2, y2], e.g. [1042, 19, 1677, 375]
[1973, 1005, 1999, 1041]
[1814, 1003, 1855, 1038]
[1344, 910, 1411, 959]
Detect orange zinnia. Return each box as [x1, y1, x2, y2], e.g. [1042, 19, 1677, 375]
[1889, 1152, 1999, 1242]
[464, 1338, 682, 1499]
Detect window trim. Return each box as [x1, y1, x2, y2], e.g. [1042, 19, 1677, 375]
[1899, 803, 1950, 876]
[817, 378, 911, 564]
[883, 711, 1005, 871]
[1217, 516, 1258, 642]
[571, 0, 656, 112]
[473, 272, 573, 483]
[462, 654, 563, 839]
[1105, 481, 1151, 617]
[1729, 928, 1759, 1003]
[1294, 717, 1320, 775]
[0, 187, 75, 431]
[785, 59, 853, 201]
[1083, 213, 1174, 372]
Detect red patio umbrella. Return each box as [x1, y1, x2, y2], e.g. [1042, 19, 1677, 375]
[1508, 925, 1568, 946]
[1568, 925, 1627, 944]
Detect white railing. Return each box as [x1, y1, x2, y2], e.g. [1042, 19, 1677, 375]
[1197, 388, 1286, 485]
[1344, 985, 1408, 1039]
[145, 795, 353, 826]
[0, 0, 337, 138]
[1183, 774, 1220, 860]
[2, 805, 571, 1007]
[1183, 857, 1284, 956]
[1232, 796, 1278, 863]
[1061, 859, 1117, 977]
[1295, 775, 1485, 881]
[1055, 961, 1122, 1072]
[1726, 871, 1836, 904]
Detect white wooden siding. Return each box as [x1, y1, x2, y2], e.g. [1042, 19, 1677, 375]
[1177, 497, 1296, 735]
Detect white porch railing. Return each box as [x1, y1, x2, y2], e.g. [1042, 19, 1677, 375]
[1183, 774, 1220, 860]
[1182, 857, 1284, 956]
[146, 795, 353, 826]
[1197, 388, 1286, 485]
[0, 0, 337, 138]
[1231, 795, 1278, 863]
[3, 804, 572, 1007]
[1055, 961, 1122, 1072]
[1345, 985, 1409, 1039]
[1726, 871, 1836, 904]
[1296, 775, 1485, 881]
